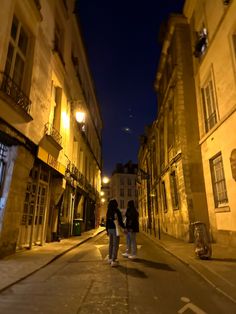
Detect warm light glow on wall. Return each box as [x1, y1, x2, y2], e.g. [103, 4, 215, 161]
[75, 111, 85, 123]
[62, 112, 70, 129]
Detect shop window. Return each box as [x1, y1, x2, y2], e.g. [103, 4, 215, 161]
[210, 153, 228, 208]
[201, 74, 218, 132]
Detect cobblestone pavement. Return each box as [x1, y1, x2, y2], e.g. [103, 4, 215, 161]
[0, 227, 236, 305]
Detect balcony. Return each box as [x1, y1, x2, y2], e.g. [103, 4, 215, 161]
[43, 122, 62, 152]
[0, 71, 33, 123]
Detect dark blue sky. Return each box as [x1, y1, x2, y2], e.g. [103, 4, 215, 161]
[78, 1, 184, 176]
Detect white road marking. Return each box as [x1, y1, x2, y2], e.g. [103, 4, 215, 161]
[178, 297, 207, 314]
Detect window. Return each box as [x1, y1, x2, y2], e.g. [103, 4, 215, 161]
[127, 178, 132, 185]
[194, 27, 208, 58]
[210, 153, 228, 207]
[170, 171, 179, 209]
[128, 189, 132, 197]
[232, 34, 236, 59]
[5, 15, 28, 88]
[120, 199, 124, 208]
[54, 22, 64, 62]
[167, 101, 174, 148]
[201, 75, 218, 132]
[120, 188, 124, 197]
[161, 181, 168, 212]
[120, 177, 124, 185]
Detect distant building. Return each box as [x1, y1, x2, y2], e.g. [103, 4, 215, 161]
[110, 161, 138, 215]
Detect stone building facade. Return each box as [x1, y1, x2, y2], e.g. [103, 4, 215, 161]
[139, 14, 209, 242]
[184, 0, 236, 246]
[0, 0, 102, 257]
[139, 0, 236, 247]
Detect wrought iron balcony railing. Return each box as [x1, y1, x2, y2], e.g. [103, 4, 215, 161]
[44, 122, 62, 146]
[0, 71, 31, 115]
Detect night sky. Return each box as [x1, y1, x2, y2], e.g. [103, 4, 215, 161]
[78, 1, 185, 176]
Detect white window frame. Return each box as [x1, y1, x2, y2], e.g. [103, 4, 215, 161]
[201, 72, 218, 133]
[210, 153, 228, 209]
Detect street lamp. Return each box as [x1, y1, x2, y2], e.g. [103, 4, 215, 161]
[102, 176, 110, 184]
[75, 111, 85, 124]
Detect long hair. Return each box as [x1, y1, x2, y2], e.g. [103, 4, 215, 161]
[106, 199, 118, 219]
[127, 200, 135, 210]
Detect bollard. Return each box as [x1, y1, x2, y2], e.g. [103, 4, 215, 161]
[191, 221, 212, 259]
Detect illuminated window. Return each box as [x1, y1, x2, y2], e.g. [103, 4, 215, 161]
[210, 153, 228, 208]
[201, 74, 218, 132]
[5, 15, 29, 88]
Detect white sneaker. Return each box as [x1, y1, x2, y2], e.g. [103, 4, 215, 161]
[122, 252, 130, 258]
[108, 258, 112, 264]
[128, 255, 137, 260]
[111, 261, 119, 267]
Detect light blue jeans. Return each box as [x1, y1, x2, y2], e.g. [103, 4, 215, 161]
[126, 231, 137, 256]
[108, 228, 120, 261]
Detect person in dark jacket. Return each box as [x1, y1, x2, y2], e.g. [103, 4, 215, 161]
[106, 199, 125, 267]
[122, 200, 139, 259]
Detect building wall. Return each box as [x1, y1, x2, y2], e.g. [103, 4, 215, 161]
[139, 14, 209, 242]
[0, 0, 102, 256]
[184, 0, 236, 246]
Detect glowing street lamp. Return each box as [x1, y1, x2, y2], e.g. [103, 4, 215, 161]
[102, 176, 110, 184]
[75, 111, 85, 124]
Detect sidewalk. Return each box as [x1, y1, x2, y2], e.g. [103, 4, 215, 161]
[0, 228, 236, 306]
[0, 226, 105, 293]
[143, 231, 236, 304]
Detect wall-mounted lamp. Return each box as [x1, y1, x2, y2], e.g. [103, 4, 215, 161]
[75, 111, 86, 124]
